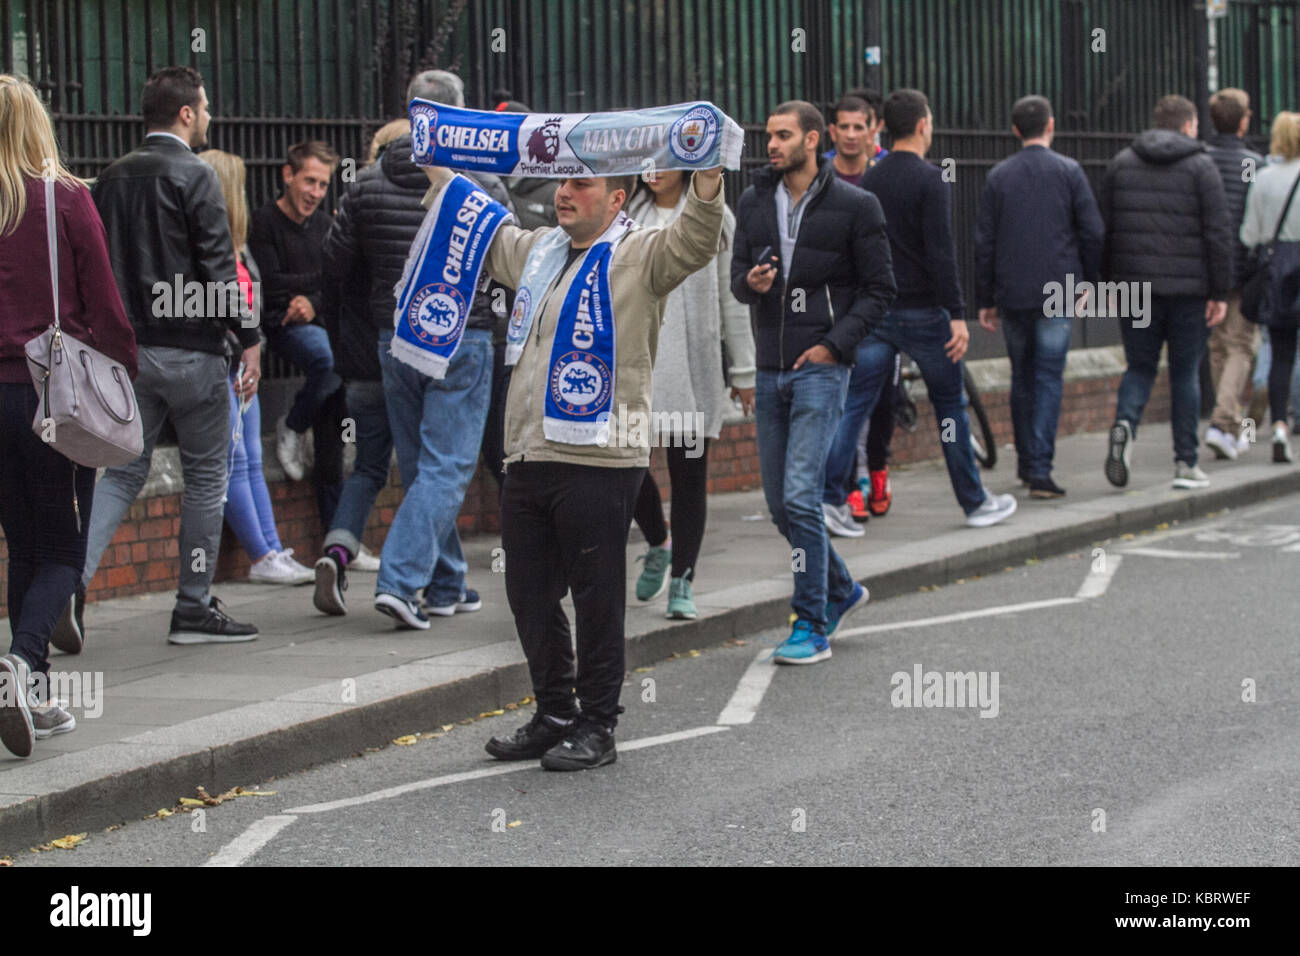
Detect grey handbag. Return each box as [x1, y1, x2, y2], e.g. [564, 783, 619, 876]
[24, 176, 144, 468]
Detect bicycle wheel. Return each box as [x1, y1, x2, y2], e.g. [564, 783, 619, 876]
[963, 365, 997, 469]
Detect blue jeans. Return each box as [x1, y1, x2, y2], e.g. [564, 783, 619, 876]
[1115, 295, 1207, 466]
[223, 379, 282, 561]
[824, 307, 985, 515]
[323, 377, 392, 558]
[756, 362, 856, 630]
[266, 322, 343, 433]
[376, 328, 493, 604]
[1001, 311, 1071, 480]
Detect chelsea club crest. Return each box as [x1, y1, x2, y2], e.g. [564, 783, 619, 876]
[407, 283, 467, 346]
[550, 351, 612, 415]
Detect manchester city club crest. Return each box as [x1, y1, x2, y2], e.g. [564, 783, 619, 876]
[668, 105, 719, 164]
[407, 283, 467, 346]
[508, 287, 531, 338]
[550, 351, 612, 415]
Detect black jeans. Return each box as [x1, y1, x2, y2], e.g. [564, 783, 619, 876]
[632, 441, 710, 580]
[479, 343, 511, 494]
[1268, 325, 1298, 427]
[501, 461, 645, 728]
[0, 382, 94, 679]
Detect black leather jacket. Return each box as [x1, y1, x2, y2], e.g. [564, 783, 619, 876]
[92, 134, 258, 354]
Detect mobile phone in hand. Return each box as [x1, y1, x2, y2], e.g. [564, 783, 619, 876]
[757, 245, 779, 271]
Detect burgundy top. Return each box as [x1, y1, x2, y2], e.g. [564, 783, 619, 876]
[0, 177, 137, 382]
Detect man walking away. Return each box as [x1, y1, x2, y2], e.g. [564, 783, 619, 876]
[976, 94, 1104, 498]
[80, 66, 259, 644]
[1203, 89, 1265, 462]
[1101, 94, 1232, 490]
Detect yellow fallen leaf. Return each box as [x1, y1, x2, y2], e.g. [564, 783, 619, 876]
[688, 650, 701, 658]
[478, 709, 505, 718]
[519, 696, 534, 705]
[634, 666, 654, 673]
[50, 833, 87, 850]
[504, 702, 519, 710]
[393, 735, 418, 746]
[506, 820, 522, 828]
[179, 797, 205, 807]
[441, 724, 455, 732]
[153, 808, 174, 819]
[1155, 522, 1170, 530]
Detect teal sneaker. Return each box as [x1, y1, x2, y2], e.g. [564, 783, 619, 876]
[826, 582, 870, 639]
[772, 619, 831, 665]
[635, 545, 671, 601]
[666, 576, 697, 619]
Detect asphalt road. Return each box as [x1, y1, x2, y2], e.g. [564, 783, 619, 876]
[18, 496, 1300, 867]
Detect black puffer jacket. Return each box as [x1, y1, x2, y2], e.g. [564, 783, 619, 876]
[731, 157, 895, 370]
[323, 133, 514, 381]
[1100, 129, 1233, 298]
[1206, 132, 1265, 289]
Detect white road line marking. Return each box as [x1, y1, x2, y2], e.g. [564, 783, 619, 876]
[1119, 547, 1240, 560]
[204, 814, 298, 867]
[285, 725, 730, 816]
[1075, 554, 1123, 599]
[835, 597, 1082, 638]
[717, 649, 777, 725]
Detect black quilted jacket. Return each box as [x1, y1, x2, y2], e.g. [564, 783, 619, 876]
[323, 134, 513, 381]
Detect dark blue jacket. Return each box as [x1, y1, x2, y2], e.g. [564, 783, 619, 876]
[731, 156, 895, 370]
[974, 144, 1105, 311]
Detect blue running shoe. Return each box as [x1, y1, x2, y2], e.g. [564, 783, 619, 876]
[826, 582, 870, 639]
[772, 619, 831, 665]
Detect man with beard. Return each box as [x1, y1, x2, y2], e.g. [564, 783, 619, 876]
[731, 100, 896, 665]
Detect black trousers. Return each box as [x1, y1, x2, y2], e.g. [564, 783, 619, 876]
[632, 440, 710, 580]
[0, 382, 94, 679]
[501, 461, 645, 728]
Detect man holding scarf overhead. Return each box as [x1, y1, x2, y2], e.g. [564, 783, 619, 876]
[405, 99, 734, 770]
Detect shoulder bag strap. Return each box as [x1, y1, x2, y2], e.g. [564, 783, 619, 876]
[45, 176, 60, 331]
[1271, 168, 1300, 244]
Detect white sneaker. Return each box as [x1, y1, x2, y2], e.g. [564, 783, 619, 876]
[274, 548, 316, 585]
[1237, 432, 1252, 456]
[822, 501, 865, 538]
[249, 550, 305, 584]
[1205, 426, 1238, 461]
[966, 491, 1017, 528]
[1172, 461, 1210, 489]
[1274, 423, 1294, 464]
[276, 416, 307, 481]
[350, 545, 381, 572]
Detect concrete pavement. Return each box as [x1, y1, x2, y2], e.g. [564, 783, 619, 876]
[3, 425, 1298, 852]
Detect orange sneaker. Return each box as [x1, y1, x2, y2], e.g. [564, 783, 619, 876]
[868, 468, 892, 516]
[847, 488, 869, 521]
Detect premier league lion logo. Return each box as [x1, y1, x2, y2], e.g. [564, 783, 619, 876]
[550, 352, 612, 415]
[407, 284, 467, 346]
[527, 117, 563, 164]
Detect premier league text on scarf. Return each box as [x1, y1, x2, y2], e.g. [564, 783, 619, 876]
[408, 100, 745, 178]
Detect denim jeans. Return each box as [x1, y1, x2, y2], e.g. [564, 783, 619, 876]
[266, 322, 343, 434]
[1115, 295, 1207, 466]
[82, 346, 230, 614]
[824, 307, 985, 515]
[376, 328, 493, 604]
[323, 377, 392, 559]
[0, 383, 95, 679]
[756, 362, 856, 630]
[223, 380, 282, 561]
[1001, 310, 1072, 480]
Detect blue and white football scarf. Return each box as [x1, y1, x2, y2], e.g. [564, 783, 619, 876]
[408, 99, 744, 177]
[391, 173, 510, 378]
[506, 212, 635, 445]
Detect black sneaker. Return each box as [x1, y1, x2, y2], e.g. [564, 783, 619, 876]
[50, 584, 86, 655]
[167, 596, 259, 645]
[1105, 420, 1133, 488]
[540, 719, 617, 772]
[313, 553, 348, 616]
[485, 711, 576, 761]
[374, 592, 430, 630]
[1029, 476, 1067, 499]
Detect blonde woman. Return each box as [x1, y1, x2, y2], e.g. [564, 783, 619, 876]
[0, 75, 137, 756]
[1240, 111, 1300, 462]
[199, 149, 313, 583]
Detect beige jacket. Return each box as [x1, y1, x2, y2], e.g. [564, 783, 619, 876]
[423, 173, 725, 468]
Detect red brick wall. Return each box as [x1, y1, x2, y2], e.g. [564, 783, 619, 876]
[0, 370, 1169, 615]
